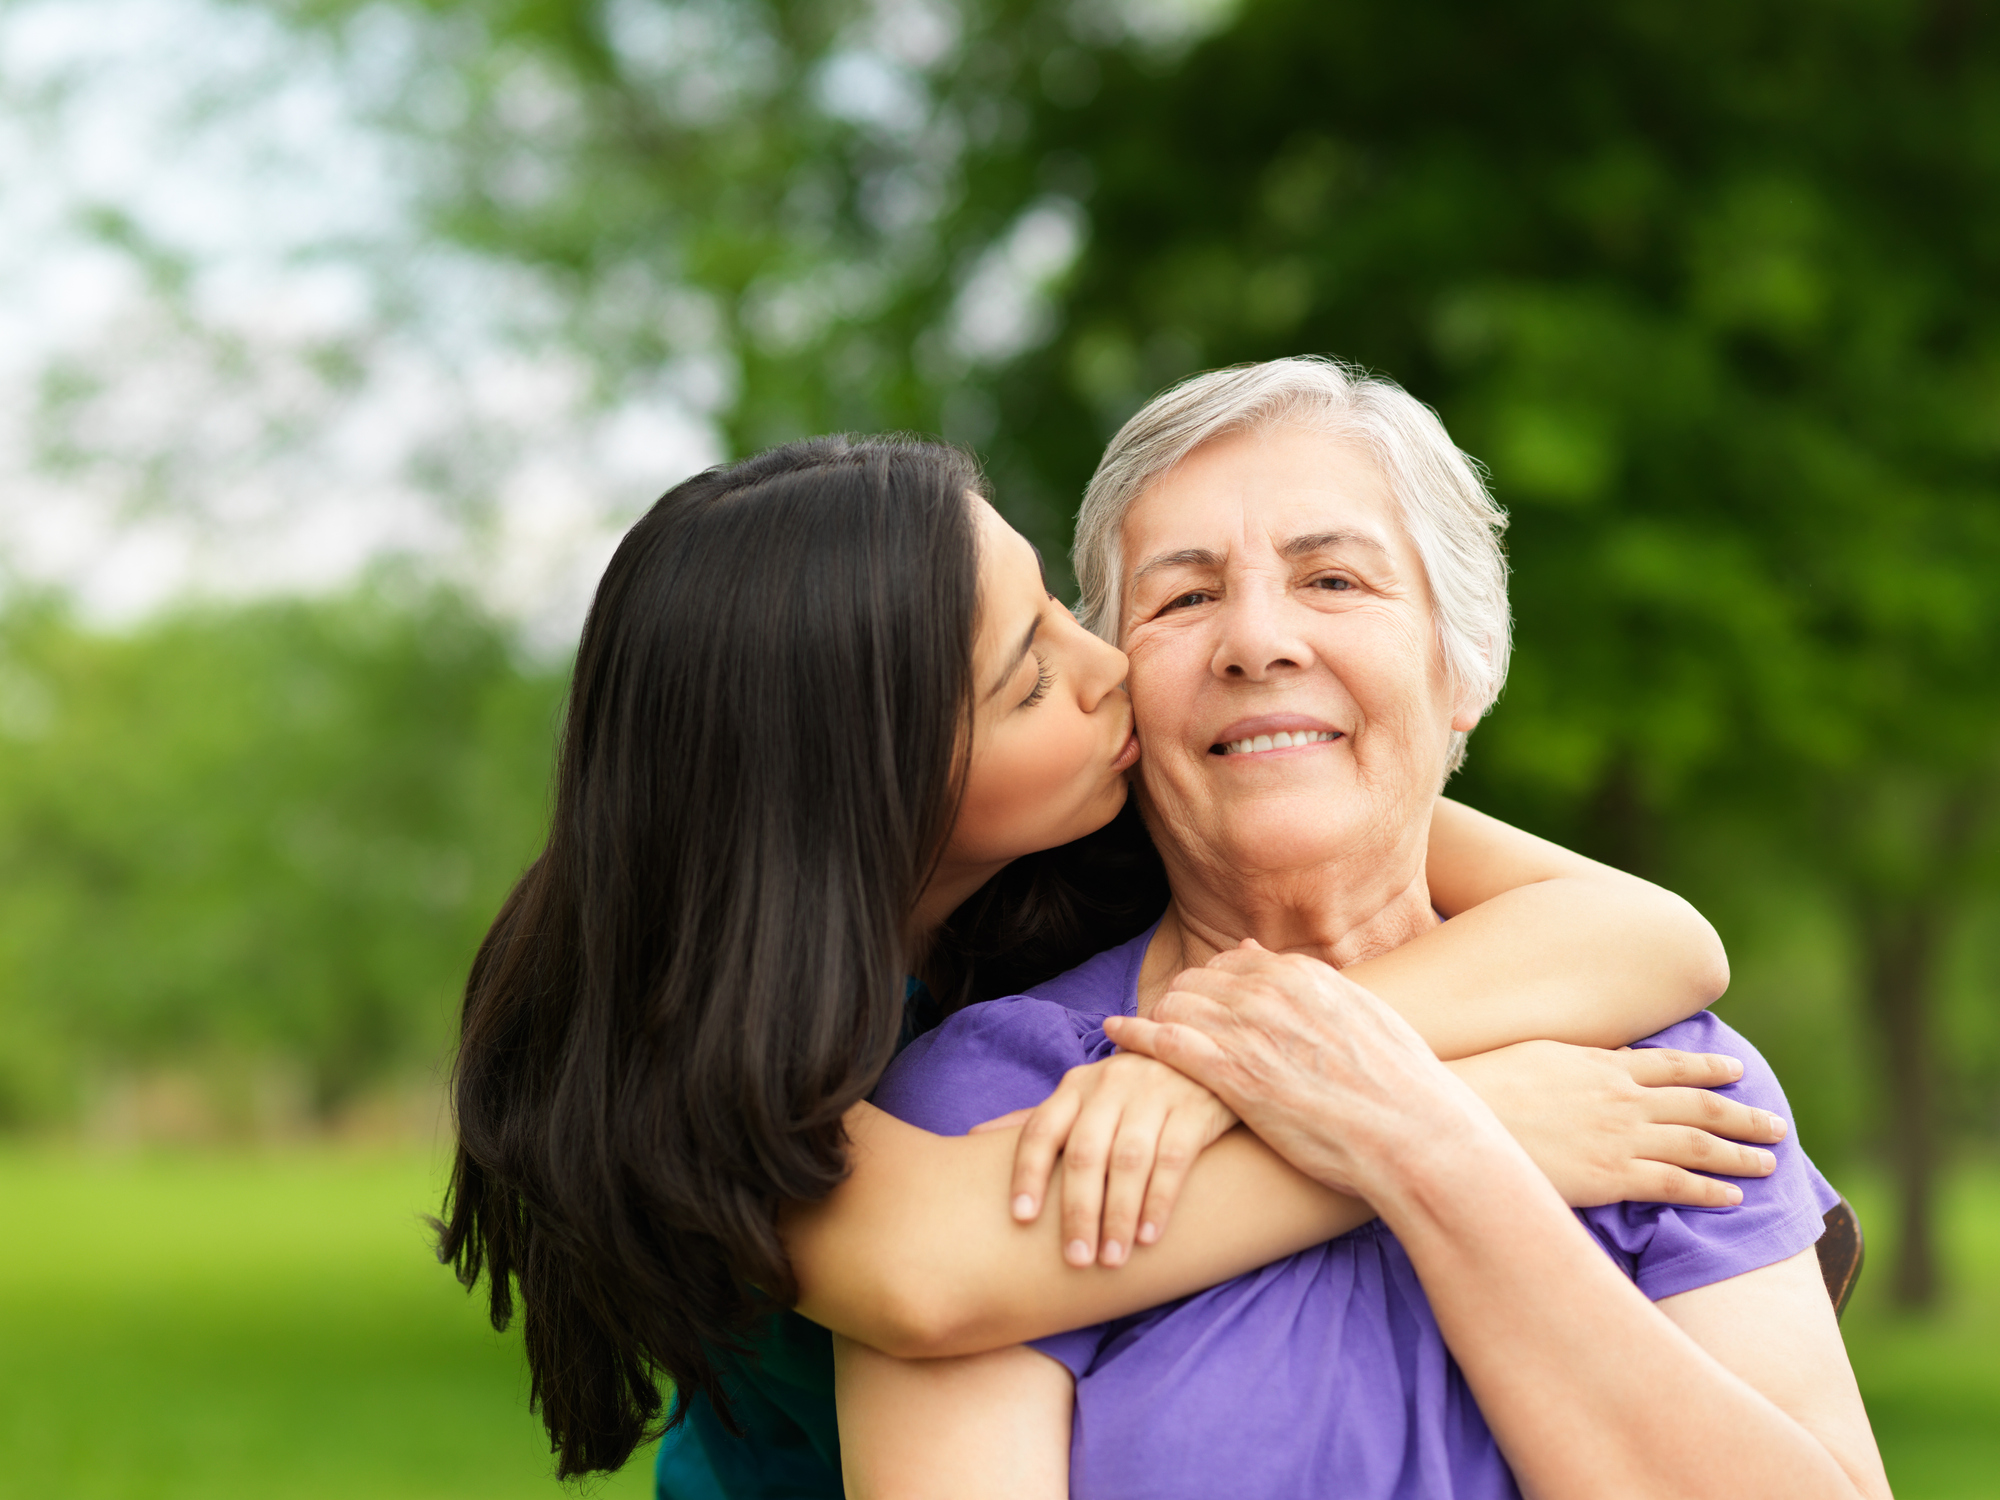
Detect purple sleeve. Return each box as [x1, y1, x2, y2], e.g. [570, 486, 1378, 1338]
[1578, 1011, 1841, 1301]
[870, 996, 1116, 1376]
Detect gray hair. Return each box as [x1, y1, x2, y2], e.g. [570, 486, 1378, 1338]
[1072, 357, 1511, 775]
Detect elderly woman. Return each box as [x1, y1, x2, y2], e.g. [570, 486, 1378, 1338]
[836, 360, 1890, 1500]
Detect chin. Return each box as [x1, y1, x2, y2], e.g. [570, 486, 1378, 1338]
[1209, 803, 1359, 872]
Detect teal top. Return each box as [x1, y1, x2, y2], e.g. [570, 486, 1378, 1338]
[653, 980, 940, 1499]
[654, 1312, 842, 1499]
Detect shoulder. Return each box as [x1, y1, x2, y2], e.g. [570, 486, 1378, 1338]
[1583, 1011, 1842, 1301]
[871, 995, 1114, 1136]
[1630, 1011, 1791, 1116]
[1020, 925, 1153, 1018]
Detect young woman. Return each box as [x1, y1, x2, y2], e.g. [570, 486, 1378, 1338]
[437, 435, 1774, 1498]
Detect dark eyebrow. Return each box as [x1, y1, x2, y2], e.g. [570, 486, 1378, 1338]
[984, 614, 1042, 702]
[1283, 529, 1389, 558]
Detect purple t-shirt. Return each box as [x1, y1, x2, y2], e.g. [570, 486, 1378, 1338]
[873, 927, 1840, 1500]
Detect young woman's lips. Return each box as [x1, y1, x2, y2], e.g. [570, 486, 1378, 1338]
[1111, 729, 1142, 772]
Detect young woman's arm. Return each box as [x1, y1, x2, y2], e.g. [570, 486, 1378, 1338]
[1359, 797, 1729, 1058]
[792, 800, 1741, 1355]
[787, 1102, 1369, 1358]
[789, 1040, 1771, 1356]
[993, 797, 1735, 1265]
[834, 1337, 1071, 1500]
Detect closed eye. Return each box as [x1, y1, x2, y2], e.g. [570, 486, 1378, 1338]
[1021, 653, 1056, 707]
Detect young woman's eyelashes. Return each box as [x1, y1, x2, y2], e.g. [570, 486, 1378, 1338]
[1021, 651, 1056, 707]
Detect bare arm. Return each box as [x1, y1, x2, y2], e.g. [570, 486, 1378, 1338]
[792, 1035, 1778, 1356]
[1376, 1125, 1886, 1500]
[1112, 948, 1887, 1500]
[794, 802, 1730, 1353]
[787, 1101, 1368, 1357]
[835, 1337, 1072, 1500]
[1355, 797, 1729, 1058]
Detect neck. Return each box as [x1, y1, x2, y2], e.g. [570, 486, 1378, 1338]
[907, 856, 1008, 967]
[1136, 822, 1437, 1015]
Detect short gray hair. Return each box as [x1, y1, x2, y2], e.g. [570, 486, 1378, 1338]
[1072, 357, 1510, 775]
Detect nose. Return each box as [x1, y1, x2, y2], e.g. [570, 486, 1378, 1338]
[1210, 579, 1316, 682]
[1059, 608, 1131, 710]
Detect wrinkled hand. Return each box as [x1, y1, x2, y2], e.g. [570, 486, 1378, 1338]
[1451, 1041, 1786, 1208]
[971, 1051, 1238, 1269]
[1103, 940, 1464, 1200]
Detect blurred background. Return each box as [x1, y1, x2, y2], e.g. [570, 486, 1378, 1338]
[0, 0, 1995, 1494]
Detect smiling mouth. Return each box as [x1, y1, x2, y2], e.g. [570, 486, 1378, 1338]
[1210, 730, 1343, 756]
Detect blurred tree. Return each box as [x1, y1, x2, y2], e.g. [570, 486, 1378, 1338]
[0, 584, 564, 1123]
[263, 0, 2000, 1302]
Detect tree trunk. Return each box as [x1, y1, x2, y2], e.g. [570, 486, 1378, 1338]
[1856, 902, 1943, 1308]
[1582, 754, 1655, 879]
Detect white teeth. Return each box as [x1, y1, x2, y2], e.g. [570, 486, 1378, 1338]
[1220, 731, 1338, 755]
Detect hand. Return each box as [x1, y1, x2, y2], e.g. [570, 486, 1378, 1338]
[1450, 1041, 1787, 1208]
[970, 1051, 1238, 1269]
[1103, 941, 1470, 1201]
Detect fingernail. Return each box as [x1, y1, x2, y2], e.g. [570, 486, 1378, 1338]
[1758, 1149, 1776, 1171]
[1724, 1184, 1743, 1204]
[1767, 1113, 1788, 1140]
[1065, 1239, 1093, 1266]
[1722, 1057, 1743, 1079]
[1012, 1194, 1037, 1221]
[1101, 1241, 1125, 1266]
[1137, 1221, 1160, 1245]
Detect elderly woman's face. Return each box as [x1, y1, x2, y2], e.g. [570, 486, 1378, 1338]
[1118, 423, 1477, 877]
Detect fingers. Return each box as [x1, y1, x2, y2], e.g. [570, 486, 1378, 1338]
[1057, 1090, 1119, 1268]
[1620, 1048, 1745, 1090]
[1136, 1105, 1222, 1249]
[1094, 1101, 1168, 1267]
[1627, 1161, 1748, 1209]
[1636, 1085, 1788, 1144]
[1008, 1086, 1084, 1225]
[1103, 1014, 1232, 1091]
[1639, 1122, 1778, 1182]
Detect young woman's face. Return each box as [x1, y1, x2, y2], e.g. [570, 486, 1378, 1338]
[920, 496, 1139, 924]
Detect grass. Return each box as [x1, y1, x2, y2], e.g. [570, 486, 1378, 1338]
[1838, 1164, 2000, 1499]
[0, 1146, 1994, 1497]
[0, 1145, 656, 1499]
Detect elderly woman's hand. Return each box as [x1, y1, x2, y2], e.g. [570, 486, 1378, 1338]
[1104, 941, 1466, 1200]
[971, 1052, 1238, 1269]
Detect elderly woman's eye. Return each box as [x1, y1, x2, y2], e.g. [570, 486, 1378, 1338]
[1164, 591, 1212, 610]
[1314, 577, 1353, 592]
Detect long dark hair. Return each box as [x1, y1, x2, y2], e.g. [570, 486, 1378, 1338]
[436, 436, 985, 1476]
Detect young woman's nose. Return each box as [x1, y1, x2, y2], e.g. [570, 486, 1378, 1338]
[1209, 580, 1316, 681]
[1065, 612, 1130, 710]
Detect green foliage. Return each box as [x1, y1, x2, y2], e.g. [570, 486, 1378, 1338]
[266, 0, 2000, 1167]
[0, 586, 565, 1123]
